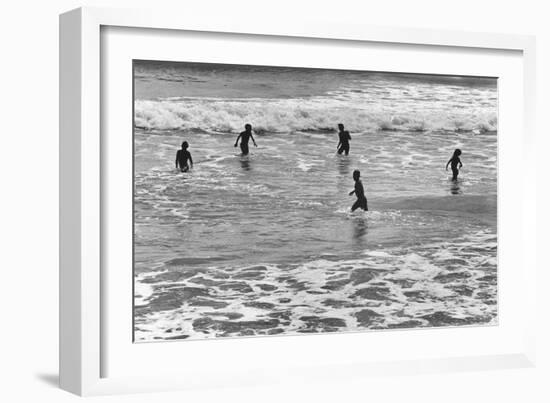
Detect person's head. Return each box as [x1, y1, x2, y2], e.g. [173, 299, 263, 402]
[353, 169, 360, 181]
[245, 123, 252, 132]
[338, 123, 344, 131]
[181, 141, 189, 150]
[453, 148, 462, 157]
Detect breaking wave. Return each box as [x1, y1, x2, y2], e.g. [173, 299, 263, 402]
[135, 97, 498, 134]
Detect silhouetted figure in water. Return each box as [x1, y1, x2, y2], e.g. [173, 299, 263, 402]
[234, 123, 257, 155]
[349, 170, 368, 211]
[175, 141, 193, 172]
[336, 123, 351, 155]
[446, 148, 463, 181]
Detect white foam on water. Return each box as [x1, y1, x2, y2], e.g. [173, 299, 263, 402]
[134, 271, 167, 308]
[292, 200, 324, 208]
[334, 208, 403, 222]
[134, 95, 497, 134]
[364, 251, 391, 257]
[296, 158, 316, 172]
[134, 229, 497, 342]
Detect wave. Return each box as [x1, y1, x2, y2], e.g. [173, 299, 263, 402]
[134, 97, 498, 134]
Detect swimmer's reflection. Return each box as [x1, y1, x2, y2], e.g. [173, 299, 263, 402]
[240, 157, 251, 171]
[352, 218, 368, 247]
[450, 179, 462, 195]
[337, 156, 351, 176]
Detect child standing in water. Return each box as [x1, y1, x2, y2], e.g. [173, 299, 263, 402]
[336, 123, 352, 155]
[175, 141, 193, 172]
[446, 149, 463, 181]
[234, 123, 257, 155]
[349, 169, 368, 211]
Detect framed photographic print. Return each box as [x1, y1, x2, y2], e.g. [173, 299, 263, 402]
[60, 7, 537, 396]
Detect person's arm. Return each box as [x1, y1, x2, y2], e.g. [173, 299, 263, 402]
[250, 133, 257, 147]
[349, 189, 355, 196]
[337, 136, 341, 149]
[189, 152, 193, 167]
[234, 133, 241, 147]
[446, 158, 451, 170]
[175, 151, 180, 169]
[459, 158, 463, 169]
[347, 131, 351, 141]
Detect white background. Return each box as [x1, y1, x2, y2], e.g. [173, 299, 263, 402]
[0, 0, 548, 402]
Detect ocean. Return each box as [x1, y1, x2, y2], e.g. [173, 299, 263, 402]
[133, 61, 498, 342]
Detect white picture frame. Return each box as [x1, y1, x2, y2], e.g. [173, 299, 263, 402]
[59, 6, 537, 396]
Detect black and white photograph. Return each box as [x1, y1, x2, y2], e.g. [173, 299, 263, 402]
[133, 60, 498, 342]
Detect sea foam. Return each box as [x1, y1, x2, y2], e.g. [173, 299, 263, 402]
[135, 96, 498, 134]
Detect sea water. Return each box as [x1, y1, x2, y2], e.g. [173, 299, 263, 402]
[133, 62, 497, 341]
